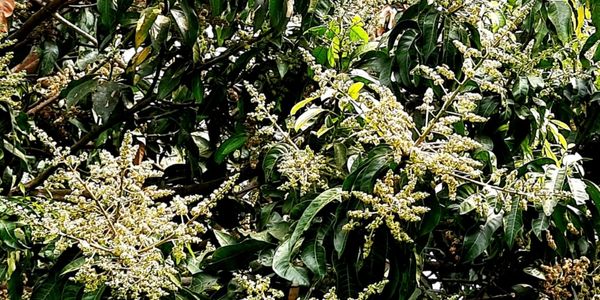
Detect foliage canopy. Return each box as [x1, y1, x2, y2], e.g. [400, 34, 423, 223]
[3, 0, 600, 299]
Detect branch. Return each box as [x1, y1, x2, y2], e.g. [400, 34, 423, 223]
[7, 0, 69, 43]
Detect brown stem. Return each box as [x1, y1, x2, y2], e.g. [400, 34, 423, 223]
[7, 0, 69, 43]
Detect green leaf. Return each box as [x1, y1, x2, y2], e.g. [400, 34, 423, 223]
[463, 211, 503, 262]
[150, 15, 171, 47]
[213, 229, 237, 247]
[543, 164, 566, 216]
[191, 74, 204, 103]
[503, 197, 523, 249]
[395, 29, 419, 87]
[347, 82, 364, 100]
[547, 0, 573, 45]
[420, 11, 440, 61]
[61, 282, 82, 300]
[81, 286, 105, 300]
[263, 144, 290, 181]
[294, 108, 325, 132]
[273, 188, 342, 285]
[66, 78, 99, 107]
[40, 41, 59, 76]
[214, 133, 247, 164]
[178, 0, 200, 46]
[209, 0, 223, 16]
[290, 96, 317, 115]
[189, 273, 220, 294]
[269, 0, 286, 32]
[8, 266, 23, 300]
[0, 219, 18, 249]
[300, 236, 327, 279]
[30, 275, 60, 300]
[97, 0, 116, 27]
[60, 257, 85, 276]
[531, 214, 548, 240]
[349, 25, 369, 43]
[568, 178, 589, 205]
[205, 239, 272, 270]
[92, 81, 126, 123]
[157, 62, 188, 99]
[512, 76, 529, 102]
[136, 6, 162, 47]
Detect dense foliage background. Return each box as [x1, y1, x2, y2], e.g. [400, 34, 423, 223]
[3, 0, 600, 299]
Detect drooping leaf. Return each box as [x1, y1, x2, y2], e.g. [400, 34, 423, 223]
[547, 0, 573, 45]
[214, 133, 247, 164]
[205, 239, 272, 271]
[272, 188, 342, 285]
[463, 211, 503, 262]
[504, 197, 523, 249]
[136, 5, 162, 47]
[294, 108, 325, 132]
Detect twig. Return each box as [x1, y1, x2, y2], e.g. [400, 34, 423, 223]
[7, 0, 69, 43]
[26, 94, 60, 115]
[53, 12, 98, 46]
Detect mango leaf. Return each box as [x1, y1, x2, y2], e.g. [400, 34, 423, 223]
[66, 78, 98, 107]
[420, 11, 440, 61]
[81, 286, 105, 300]
[463, 211, 503, 262]
[40, 41, 58, 76]
[150, 15, 170, 47]
[543, 164, 566, 216]
[205, 239, 272, 271]
[294, 108, 325, 132]
[512, 76, 529, 102]
[349, 25, 369, 43]
[61, 282, 81, 300]
[568, 178, 589, 205]
[547, 0, 573, 45]
[60, 257, 85, 276]
[178, 0, 199, 46]
[8, 266, 23, 300]
[273, 188, 342, 285]
[262, 143, 290, 181]
[97, 0, 115, 27]
[503, 197, 523, 249]
[92, 81, 126, 123]
[214, 133, 247, 164]
[290, 96, 317, 115]
[30, 274, 60, 300]
[395, 29, 419, 87]
[213, 230, 237, 247]
[135, 5, 161, 47]
[300, 226, 328, 279]
[269, 0, 286, 32]
[347, 82, 364, 100]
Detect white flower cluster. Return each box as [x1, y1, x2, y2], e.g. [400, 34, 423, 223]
[21, 132, 238, 299]
[0, 37, 25, 109]
[345, 170, 429, 257]
[233, 272, 284, 300]
[277, 146, 334, 195]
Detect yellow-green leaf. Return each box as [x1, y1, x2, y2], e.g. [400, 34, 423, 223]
[294, 108, 325, 132]
[348, 82, 364, 100]
[135, 6, 161, 47]
[291, 96, 317, 115]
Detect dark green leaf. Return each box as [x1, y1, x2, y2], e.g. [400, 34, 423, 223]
[547, 0, 573, 45]
[30, 275, 60, 300]
[214, 133, 247, 164]
[205, 239, 272, 270]
[40, 41, 59, 76]
[273, 188, 342, 285]
[463, 211, 503, 262]
[503, 197, 523, 249]
[395, 29, 419, 87]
